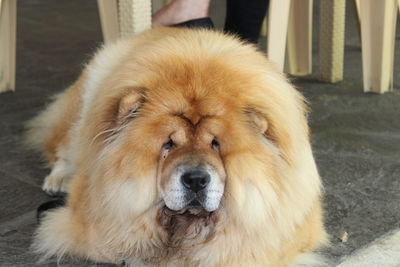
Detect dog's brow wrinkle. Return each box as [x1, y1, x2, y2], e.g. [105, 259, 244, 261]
[172, 113, 215, 128]
[176, 113, 196, 126]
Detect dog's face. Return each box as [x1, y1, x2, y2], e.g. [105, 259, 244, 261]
[157, 119, 226, 212]
[86, 55, 276, 237]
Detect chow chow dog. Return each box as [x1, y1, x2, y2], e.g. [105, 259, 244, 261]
[28, 28, 327, 266]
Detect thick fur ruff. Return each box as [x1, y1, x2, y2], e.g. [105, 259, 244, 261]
[29, 28, 327, 266]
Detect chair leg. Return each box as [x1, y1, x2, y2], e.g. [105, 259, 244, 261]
[354, 0, 360, 20]
[285, 0, 313, 76]
[118, 0, 152, 37]
[360, 0, 398, 93]
[0, 0, 17, 92]
[319, 0, 346, 83]
[267, 0, 291, 72]
[97, 0, 119, 43]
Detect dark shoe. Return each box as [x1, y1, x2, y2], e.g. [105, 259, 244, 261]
[172, 17, 214, 29]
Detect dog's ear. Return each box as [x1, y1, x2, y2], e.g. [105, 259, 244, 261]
[116, 89, 145, 124]
[92, 88, 145, 144]
[246, 108, 268, 135]
[245, 105, 300, 165]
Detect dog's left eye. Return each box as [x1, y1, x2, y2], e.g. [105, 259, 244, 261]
[163, 139, 175, 150]
[211, 139, 220, 150]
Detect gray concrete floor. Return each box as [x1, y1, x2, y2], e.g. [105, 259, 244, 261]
[1, 0, 400, 266]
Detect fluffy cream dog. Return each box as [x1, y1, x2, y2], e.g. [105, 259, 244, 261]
[28, 28, 327, 266]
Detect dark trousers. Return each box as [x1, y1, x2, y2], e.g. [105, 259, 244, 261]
[224, 0, 269, 44]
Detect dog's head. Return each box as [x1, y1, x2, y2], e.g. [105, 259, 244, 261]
[80, 29, 312, 237]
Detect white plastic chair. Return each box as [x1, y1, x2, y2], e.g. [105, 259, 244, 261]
[265, 0, 346, 81]
[0, 0, 152, 93]
[320, 0, 399, 93]
[97, 0, 152, 43]
[267, 0, 399, 94]
[0, 0, 16, 92]
[266, 0, 313, 76]
[319, 0, 346, 83]
[357, 0, 399, 93]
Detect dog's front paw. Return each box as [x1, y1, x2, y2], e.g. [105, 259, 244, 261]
[42, 173, 69, 196]
[42, 160, 72, 196]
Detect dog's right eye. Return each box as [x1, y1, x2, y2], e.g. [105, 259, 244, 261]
[162, 139, 175, 150]
[211, 139, 220, 151]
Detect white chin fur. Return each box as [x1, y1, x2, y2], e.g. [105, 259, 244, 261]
[163, 196, 187, 211]
[163, 190, 223, 212]
[203, 195, 223, 212]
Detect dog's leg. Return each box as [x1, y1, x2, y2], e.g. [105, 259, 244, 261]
[42, 158, 73, 196]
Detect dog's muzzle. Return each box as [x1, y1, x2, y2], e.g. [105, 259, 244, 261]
[163, 164, 224, 212]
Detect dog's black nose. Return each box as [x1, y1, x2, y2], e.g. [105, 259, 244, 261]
[181, 170, 210, 192]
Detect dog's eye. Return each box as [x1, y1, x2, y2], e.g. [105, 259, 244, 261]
[211, 139, 220, 150]
[163, 139, 175, 150]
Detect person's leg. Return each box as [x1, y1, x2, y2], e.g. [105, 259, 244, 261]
[224, 0, 269, 44]
[152, 0, 211, 27]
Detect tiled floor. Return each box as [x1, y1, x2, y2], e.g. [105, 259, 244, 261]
[1, 0, 400, 266]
